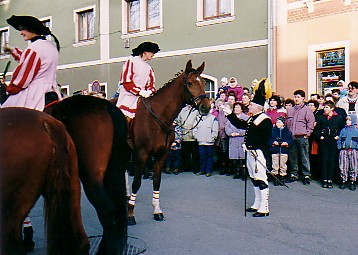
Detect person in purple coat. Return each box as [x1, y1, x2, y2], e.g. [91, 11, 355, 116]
[225, 102, 249, 179]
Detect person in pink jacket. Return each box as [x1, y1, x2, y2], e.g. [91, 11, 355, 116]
[1, 15, 61, 111]
[116, 41, 160, 119]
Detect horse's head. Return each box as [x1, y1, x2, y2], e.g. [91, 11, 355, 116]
[183, 60, 211, 115]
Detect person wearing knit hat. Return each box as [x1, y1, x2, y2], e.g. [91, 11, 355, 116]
[215, 77, 229, 100]
[224, 78, 273, 217]
[269, 116, 293, 185]
[1, 15, 61, 111]
[116, 41, 160, 119]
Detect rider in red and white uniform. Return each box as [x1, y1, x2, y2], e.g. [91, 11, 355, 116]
[116, 41, 160, 119]
[1, 15, 61, 111]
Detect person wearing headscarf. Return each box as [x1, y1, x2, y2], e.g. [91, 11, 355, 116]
[1, 15, 61, 111]
[116, 41, 160, 119]
[223, 78, 273, 217]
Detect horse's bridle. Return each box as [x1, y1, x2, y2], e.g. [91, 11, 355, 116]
[183, 71, 209, 110]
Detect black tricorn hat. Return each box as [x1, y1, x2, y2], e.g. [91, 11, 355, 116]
[132, 42, 160, 56]
[7, 15, 51, 35]
[7, 15, 61, 51]
[252, 78, 272, 107]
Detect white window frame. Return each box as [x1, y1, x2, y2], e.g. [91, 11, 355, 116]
[202, 74, 218, 99]
[196, 0, 235, 27]
[88, 81, 108, 99]
[308, 41, 350, 96]
[121, 0, 163, 39]
[73, 5, 96, 47]
[60, 84, 70, 97]
[0, 27, 10, 59]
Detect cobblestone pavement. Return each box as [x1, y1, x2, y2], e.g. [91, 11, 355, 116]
[28, 172, 358, 255]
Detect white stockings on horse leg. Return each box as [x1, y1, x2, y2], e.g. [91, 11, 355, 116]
[152, 191, 162, 214]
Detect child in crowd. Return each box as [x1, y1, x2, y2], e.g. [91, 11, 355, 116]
[337, 115, 358, 190]
[193, 110, 219, 177]
[163, 119, 182, 175]
[224, 102, 248, 178]
[269, 116, 293, 185]
[215, 77, 228, 100]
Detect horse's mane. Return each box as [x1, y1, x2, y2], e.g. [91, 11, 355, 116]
[152, 67, 197, 97]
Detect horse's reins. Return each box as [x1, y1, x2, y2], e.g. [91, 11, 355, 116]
[140, 71, 208, 149]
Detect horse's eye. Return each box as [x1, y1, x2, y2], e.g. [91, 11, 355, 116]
[187, 82, 192, 86]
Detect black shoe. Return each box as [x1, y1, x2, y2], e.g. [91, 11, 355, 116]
[245, 207, 258, 212]
[303, 176, 310, 185]
[339, 182, 346, 190]
[173, 169, 179, 175]
[253, 212, 269, 217]
[290, 175, 298, 183]
[327, 180, 333, 189]
[322, 180, 328, 188]
[349, 181, 356, 191]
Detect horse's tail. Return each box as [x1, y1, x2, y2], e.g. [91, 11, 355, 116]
[105, 102, 130, 253]
[43, 119, 89, 255]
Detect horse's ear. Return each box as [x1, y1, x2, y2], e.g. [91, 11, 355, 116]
[197, 62, 205, 74]
[185, 60, 193, 74]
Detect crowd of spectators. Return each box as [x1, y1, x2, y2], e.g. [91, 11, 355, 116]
[164, 77, 358, 191]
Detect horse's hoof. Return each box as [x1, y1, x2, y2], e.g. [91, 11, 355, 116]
[127, 216, 136, 226]
[153, 213, 165, 221]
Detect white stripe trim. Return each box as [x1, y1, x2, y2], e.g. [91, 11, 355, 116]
[57, 40, 268, 70]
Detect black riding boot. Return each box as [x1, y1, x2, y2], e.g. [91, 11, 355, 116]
[23, 226, 35, 252]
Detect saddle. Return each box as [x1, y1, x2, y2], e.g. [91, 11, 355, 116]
[44, 91, 59, 109]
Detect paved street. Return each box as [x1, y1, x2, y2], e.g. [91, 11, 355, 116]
[29, 172, 358, 255]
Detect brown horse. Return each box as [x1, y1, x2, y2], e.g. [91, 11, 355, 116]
[47, 95, 130, 255]
[126, 60, 211, 225]
[0, 108, 89, 255]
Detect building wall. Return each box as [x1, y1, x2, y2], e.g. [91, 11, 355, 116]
[0, 0, 269, 98]
[275, 0, 358, 98]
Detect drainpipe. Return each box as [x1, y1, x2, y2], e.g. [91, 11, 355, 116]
[268, 0, 275, 91]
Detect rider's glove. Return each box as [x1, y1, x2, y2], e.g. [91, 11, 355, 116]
[139, 90, 152, 98]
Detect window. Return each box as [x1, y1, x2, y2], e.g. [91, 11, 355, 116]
[197, 0, 234, 27]
[201, 75, 218, 99]
[78, 9, 94, 41]
[122, 0, 162, 38]
[316, 48, 345, 94]
[205, 78, 216, 99]
[0, 28, 9, 56]
[60, 85, 70, 98]
[74, 6, 95, 44]
[204, 0, 231, 19]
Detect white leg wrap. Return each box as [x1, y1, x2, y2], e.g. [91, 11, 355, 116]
[128, 193, 137, 206]
[125, 170, 130, 197]
[258, 188, 269, 213]
[152, 191, 162, 214]
[251, 187, 261, 209]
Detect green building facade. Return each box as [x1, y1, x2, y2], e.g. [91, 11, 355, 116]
[0, 0, 270, 98]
